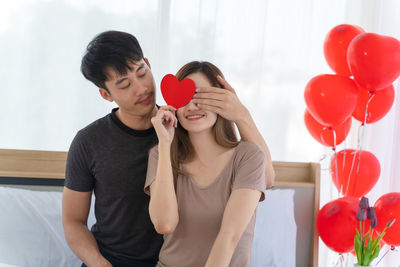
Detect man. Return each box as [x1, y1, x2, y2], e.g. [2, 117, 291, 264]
[62, 30, 274, 267]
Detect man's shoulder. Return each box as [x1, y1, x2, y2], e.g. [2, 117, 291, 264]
[67, 113, 112, 152]
[76, 113, 111, 137]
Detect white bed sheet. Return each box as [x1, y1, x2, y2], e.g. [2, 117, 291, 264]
[0, 187, 296, 267]
[252, 189, 297, 267]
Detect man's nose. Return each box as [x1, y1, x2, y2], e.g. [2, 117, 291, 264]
[134, 82, 148, 96]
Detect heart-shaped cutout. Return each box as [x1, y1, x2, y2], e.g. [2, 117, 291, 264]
[161, 74, 196, 109]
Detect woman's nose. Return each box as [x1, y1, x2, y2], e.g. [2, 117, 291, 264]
[186, 99, 200, 111]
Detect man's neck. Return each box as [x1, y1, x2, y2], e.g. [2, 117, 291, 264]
[115, 106, 158, 130]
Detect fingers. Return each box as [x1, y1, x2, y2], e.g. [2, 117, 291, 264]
[159, 109, 178, 128]
[196, 86, 226, 94]
[152, 106, 178, 128]
[159, 105, 177, 114]
[160, 105, 177, 127]
[216, 75, 235, 92]
[195, 103, 222, 114]
[193, 98, 224, 109]
[193, 92, 225, 101]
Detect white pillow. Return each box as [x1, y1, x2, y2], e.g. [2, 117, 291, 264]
[0, 187, 95, 267]
[252, 189, 296, 267]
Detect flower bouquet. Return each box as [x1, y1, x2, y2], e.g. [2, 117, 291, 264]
[354, 197, 395, 266]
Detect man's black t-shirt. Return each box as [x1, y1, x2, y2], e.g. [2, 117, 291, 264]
[65, 107, 163, 263]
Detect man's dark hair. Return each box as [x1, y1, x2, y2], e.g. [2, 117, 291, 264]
[81, 31, 144, 91]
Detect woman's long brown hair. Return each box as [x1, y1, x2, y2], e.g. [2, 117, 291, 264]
[170, 61, 240, 177]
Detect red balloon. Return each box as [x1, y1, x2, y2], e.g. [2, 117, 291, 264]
[304, 74, 358, 126]
[324, 24, 365, 76]
[352, 85, 395, 124]
[317, 197, 359, 253]
[304, 109, 351, 146]
[348, 33, 400, 90]
[330, 149, 381, 197]
[375, 192, 400, 246]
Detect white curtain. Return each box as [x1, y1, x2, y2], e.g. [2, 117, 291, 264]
[0, 0, 399, 266]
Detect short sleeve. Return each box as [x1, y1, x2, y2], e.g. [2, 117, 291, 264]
[232, 142, 267, 201]
[64, 131, 95, 192]
[144, 145, 159, 196]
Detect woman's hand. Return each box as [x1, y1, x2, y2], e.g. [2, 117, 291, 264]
[151, 105, 178, 145]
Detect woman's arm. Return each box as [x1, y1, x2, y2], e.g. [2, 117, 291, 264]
[205, 188, 261, 267]
[148, 143, 179, 234]
[148, 106, 179, 234]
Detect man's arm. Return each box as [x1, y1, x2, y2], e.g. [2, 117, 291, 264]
[235, 108, 275, 188]
[62, 187, 112, 267]
[193, 75, 275, 187]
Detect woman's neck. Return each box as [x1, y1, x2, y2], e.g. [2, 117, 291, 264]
[188, 130, 226, 165]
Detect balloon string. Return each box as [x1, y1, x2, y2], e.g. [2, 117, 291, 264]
[375, 245, 395, 266]
[344, 252, 349, 266]
[356, 92, 375, 174]
[346, 122, 364, 196]
[333, 253, 344, 267]
[332, 129, 341, 197]
[319, 152, 332, 171]
[344, 147, 357, 195]
[362, 91, 376, 126]
[345, 92, 375, 195]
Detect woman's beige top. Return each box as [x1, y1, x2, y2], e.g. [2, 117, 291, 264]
[144, 141, 266, 267]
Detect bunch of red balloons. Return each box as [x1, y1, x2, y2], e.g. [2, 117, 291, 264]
[305, 24, 400, 254]
[304, 24, 400, 197]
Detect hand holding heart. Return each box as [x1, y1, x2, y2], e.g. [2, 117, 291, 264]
[151, 105, 177, 145]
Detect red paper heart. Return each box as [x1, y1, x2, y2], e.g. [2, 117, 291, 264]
[161, 74, 196, 109]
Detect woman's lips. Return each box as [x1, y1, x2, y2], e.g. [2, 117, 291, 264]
[186, 114, 205, 121]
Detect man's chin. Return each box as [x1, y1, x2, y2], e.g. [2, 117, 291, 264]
[140, 100, 157, 114]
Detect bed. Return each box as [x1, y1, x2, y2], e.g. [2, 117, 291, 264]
[0, 149, 320, 267]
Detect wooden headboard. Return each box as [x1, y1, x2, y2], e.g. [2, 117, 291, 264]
[0, 148, 320, 267]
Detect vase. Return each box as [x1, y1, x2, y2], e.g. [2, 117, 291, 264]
[354, 264, 372, 267]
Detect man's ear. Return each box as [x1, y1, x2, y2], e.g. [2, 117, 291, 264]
[144, 57, 151, 69]
[99, 88, 113, 102]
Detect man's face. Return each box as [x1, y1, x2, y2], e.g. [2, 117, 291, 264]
[101, 58, 156, 116]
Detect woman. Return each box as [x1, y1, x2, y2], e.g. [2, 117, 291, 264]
[145, 61, 267, 267]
